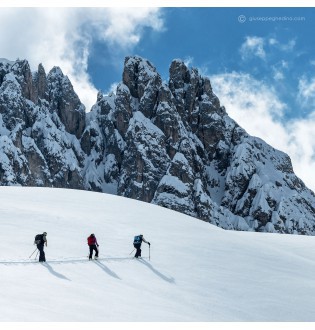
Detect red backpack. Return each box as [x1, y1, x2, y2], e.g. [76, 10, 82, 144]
[87, 235, 96, 245]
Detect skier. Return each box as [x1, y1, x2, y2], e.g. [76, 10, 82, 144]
[34, 232, 47, 262]
[133, 234, 150, 258]
[87, 233, 99, 260]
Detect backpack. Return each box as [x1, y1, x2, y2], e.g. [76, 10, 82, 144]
[34, 234, 43, 245]
[87, 235, 96, 245]
[134, 235, 142, 244]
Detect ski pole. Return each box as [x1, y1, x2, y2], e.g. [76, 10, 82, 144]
[149, 245, 150, 261]
[29, 247, 37, 258]
[34, 250, 39, 260]
[129, 248, 135, 255]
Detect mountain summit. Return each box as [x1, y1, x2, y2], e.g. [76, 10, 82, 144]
[0, 56, 314, 234]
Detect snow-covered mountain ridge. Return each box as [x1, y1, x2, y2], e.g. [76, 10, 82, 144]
[1, 56, 315, 234]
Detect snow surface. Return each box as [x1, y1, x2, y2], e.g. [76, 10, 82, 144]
[0, 187, 315, 323]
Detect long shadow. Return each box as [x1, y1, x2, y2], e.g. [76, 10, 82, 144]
[138, 259, 175, 284]
[93, 260, 121, 280]
[41, 262, 71, 281]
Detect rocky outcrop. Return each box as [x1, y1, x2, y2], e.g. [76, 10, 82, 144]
[47, 67, 86, 138]
[0, 60, 85, 189]
[33, 63, 48, 103]
[1, 56, 315, 235]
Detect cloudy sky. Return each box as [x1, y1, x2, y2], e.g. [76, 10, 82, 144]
[0, 5, 315, 193]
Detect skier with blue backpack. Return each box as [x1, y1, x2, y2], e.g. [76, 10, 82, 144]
[133, 234, 150, 258]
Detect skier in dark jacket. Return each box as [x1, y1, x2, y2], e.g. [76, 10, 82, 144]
[87, 234, 99, 260]
[35, 232, 47, 262]
[133, 234, 150, 258]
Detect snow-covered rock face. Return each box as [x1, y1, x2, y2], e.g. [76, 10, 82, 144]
[1, 56, 315, 235]
[0, 59, 85, 189]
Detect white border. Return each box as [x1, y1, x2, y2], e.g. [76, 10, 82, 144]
[1, 1, 314, 330]
[3, 322, 315, 330]
[0, 0, 315, 7]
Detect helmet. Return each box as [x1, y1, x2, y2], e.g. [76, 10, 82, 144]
[91, 233, 95, 237]
[43, 232, 47, 236]
[140, 234, 143, 237]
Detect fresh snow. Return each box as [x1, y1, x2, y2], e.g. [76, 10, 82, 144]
[0, 186, 315, 322]
[159, 175, 189, 195]
[206, 165, 226, 205]
[129, 110, 165, 137]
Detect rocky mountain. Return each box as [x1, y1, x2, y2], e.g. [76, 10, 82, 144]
[1, 56, 315, 234]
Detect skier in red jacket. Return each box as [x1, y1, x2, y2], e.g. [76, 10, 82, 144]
[87, 234, 99, 260]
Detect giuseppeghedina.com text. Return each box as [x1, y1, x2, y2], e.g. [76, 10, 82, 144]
[238, 15, 306, 23]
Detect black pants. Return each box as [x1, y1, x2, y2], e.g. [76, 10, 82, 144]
[134, 243, 141, 258]
[37, 244, 46, 262]
[89, 245, 99, 259]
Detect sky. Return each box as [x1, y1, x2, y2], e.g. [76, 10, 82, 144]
[0, 5, 315, 192]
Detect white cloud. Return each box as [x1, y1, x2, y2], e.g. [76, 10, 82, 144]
[268, 37, 296, 52]
[298, 76, 315, 109]
[270, 61, 289, 82]
[210, 72, 315, 192]
[241, 36, 296, 63]
[210, 72, 286, 141]
[183, 56, 194, 68]
[280, 60, 289, 69]
[0, 8, 164, 110]
[280, 39, 296, 52]
[106, 82, 119, 95]
[269, 38, 278, 46]
[94, 8, 164, 48]
[240, 36, 266, 60]
[273, 68, 284, 81]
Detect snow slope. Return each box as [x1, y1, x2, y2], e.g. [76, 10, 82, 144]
[0, 186, 315, 322]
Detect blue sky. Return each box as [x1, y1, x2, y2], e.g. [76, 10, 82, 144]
[0, 6, 315, 191]
[88, 7, 315, 120]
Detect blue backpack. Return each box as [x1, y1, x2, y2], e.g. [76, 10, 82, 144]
[134, 235, 142, 244]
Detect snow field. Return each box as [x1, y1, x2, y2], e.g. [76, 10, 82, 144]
[0, 186, 315, 323]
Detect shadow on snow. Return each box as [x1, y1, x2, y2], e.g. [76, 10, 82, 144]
[93, 260, 121, 279]
[137, 258, 175, 284]
[41, 262, 71, 281]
